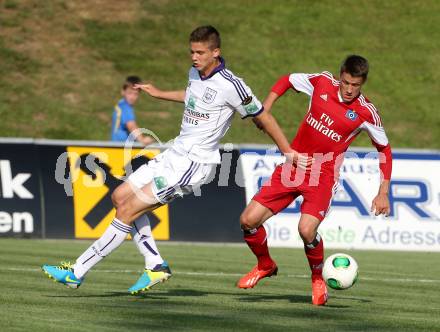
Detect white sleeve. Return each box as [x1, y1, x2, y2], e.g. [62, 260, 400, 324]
[289, 73, 317, 96]
[225, 78, 263, 119]
[360, 122, 389, 146]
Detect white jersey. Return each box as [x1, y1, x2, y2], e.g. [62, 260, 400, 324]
[172, 58, 263, 164]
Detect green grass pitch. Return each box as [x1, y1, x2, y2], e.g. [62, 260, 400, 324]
[1, 239, 439, 331]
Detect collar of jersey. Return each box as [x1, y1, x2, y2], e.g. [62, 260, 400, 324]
[198, 57, 226, 81]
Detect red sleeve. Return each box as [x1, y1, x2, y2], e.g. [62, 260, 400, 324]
[373, 142, 393, 180]
[271, 75, 294, 96]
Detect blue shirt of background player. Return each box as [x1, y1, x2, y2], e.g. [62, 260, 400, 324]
[111, 98, 136, 141]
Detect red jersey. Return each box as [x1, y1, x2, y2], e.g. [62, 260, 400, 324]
[272, 72, 392, 180]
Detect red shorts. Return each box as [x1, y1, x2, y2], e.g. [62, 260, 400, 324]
[253, 164, 338, 221]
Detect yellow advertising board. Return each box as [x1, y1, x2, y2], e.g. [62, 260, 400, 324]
[66, 146, 169, 240]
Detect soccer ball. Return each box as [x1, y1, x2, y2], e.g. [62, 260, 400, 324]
[322, 253, 358, 290]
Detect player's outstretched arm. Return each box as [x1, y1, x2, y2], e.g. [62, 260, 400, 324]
[253, 109, 290, 154]
[253, 109, 313, 170]
[134, 83, 185, 103]
[262, 91, 281, 113]
[254, 84, 313, 170]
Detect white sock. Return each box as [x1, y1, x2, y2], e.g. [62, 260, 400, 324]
[73, 218, 131, 279]
[131, 214, 164, 270]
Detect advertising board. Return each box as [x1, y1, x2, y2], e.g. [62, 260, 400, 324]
[239, 148, 440, 251]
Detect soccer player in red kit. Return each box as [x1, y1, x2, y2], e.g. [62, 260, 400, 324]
[237, 55, 392, 305]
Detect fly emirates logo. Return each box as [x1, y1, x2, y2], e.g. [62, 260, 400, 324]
[306, 112, 342, 142]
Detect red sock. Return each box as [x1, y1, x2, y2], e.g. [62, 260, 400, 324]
[304, 234, 324, 276]
[244, 226, 274, 270]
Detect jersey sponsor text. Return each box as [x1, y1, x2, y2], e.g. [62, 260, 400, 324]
[305, 112, 342, 142]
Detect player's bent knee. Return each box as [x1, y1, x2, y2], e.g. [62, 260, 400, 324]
[111, 185, 129, 208]
[240, 212, 257, 230]
[298, 224, 316, 244]
[112, 182, 137, 208]
[111, 191, 122, 208]
[115, 202, 134, 225]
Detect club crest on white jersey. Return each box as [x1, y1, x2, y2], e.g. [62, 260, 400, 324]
[202, 87, 217, 104]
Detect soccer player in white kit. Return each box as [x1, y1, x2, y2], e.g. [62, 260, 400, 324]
[42, 26, 310, 294]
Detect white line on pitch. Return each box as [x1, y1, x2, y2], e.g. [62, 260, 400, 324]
[3, 267, 440, 284]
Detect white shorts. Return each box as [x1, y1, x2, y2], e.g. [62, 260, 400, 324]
[128, 148, 215, 204]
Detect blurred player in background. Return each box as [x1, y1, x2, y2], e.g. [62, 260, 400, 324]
[237, 55, 393, 306]
[42, 25, 311, 294]
[111, 75, 155, 146]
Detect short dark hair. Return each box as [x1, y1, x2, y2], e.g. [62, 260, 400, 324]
[189, 25, 221, 50]
[340, 55, 369, 81]
[123, 75, 142, 90]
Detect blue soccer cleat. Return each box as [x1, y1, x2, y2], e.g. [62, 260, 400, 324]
[42, 262, 83, 289]
[128, 261, 172, 295]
